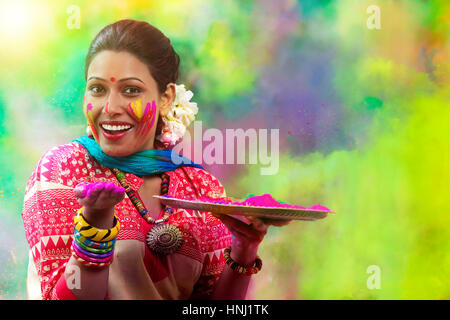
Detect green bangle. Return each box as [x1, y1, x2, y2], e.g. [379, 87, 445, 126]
[75, 237, 114, 254]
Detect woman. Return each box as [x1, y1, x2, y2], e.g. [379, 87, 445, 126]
[21, 19, 290, 300]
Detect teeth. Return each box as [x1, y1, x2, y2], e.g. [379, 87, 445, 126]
[101, 124, 132, 131]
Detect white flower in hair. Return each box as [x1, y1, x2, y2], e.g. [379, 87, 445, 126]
[169, 84, 198, 126]
[156, 84, 198, 148]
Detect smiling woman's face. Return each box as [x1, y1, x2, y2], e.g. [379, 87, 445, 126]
[84, 50, 175, 156]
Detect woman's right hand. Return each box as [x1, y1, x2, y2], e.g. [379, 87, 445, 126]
[73, 182, 126, 228]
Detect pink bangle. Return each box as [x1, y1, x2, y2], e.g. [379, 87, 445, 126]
[71, 252, 113, 269]
[71, 246, 113, 264]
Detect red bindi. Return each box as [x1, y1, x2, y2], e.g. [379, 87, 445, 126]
[110, 77, 116, 82]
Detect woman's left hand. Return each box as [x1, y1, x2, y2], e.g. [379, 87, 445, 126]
[211, 212, 292, 266]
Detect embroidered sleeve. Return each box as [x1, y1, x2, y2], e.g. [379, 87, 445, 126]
[187, 168, 232, 299]
[21, 144, 86, 300]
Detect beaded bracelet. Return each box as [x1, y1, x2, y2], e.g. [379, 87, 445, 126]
[223, 246, 262, 276]
[74, 207, 121, 242]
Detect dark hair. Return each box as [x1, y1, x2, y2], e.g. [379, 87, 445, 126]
[85, 19, 180, 94]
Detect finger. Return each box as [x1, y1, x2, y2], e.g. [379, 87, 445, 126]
[76, 186, 95, 206]
[74, 183, 90, 198]
[221, 219, 257, 240]
[85, 183, 104, 203]
[229, 214, 249, 223]
[104, 182, 115, 193]
[99, 182, 116, 200]
[75, 182, 90, 189]
[111, 185, 126, 201]
[213, 213, 265, 241]
[247, 217, 268, 232]
[246, 214, 291, 226]
[96, 182, 125, 204]
[246, 214, 290, 224]
[215, 218, 249, 239]
[112, 184, 125, 196]
[73, 187, 85, 199]
[95, 182, 114, 203]
[260, 217, 292, 226]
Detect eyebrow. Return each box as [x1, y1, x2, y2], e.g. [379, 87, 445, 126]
[87, 76, 145, 84]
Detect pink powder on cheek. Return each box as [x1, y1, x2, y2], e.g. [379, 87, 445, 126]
[85, 103, 95, 122]
[82, 98, 100, 141]
[136, 101, 157, 139]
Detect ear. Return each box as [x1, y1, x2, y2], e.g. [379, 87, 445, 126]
[159, 83, 176, 117]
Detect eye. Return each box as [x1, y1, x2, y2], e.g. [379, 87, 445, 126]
[88, 85, 105, 95]
[123, 86, 142, 95]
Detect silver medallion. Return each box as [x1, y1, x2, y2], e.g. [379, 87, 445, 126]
[146, 224, 183, 255]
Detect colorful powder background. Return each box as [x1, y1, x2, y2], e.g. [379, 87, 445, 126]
[0, 0, 449, 299]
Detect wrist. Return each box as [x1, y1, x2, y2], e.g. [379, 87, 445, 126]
[224, 246, 263, 276]
[82, 206, 115, 229]
[229, 242, 259, 267]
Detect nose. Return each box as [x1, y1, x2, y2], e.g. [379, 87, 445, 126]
[104, 91, 125, 115]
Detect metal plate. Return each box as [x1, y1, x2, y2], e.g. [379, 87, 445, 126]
[153, 195, 334, 221]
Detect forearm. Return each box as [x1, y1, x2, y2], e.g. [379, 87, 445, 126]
[210, 265, 253, 299]
[64, 256, 110, 300]
[210, 243, 259, 300]
[65, 206, 114, 300]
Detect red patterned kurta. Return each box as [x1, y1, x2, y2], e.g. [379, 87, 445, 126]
[21, 142, 232, 300]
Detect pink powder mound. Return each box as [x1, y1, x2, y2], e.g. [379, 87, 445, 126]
[309, 204, 332, 211]
[192, 193, 333, 212]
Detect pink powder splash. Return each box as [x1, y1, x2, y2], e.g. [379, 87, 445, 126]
[164, 193, 333, 212]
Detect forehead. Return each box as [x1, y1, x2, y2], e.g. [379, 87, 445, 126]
[87, 50, 155, 84]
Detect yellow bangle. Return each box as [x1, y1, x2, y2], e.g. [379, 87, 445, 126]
[74, 207, 120, 242]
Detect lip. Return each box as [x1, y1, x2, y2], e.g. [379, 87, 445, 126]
[100, 125, 134, 140]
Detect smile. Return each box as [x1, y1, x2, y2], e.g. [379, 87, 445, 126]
[100, 124, 134, 140]
[101, 123, 133, 132]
